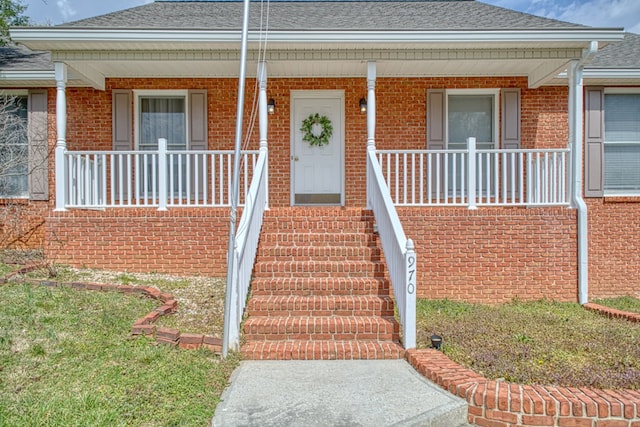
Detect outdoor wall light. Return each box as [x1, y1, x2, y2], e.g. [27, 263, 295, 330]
[359, 97, 367, 113]
[430, 334, 443, 351]
[267, 98, 276, 114]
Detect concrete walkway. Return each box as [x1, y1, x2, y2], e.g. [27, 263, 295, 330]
[212, 360, 469, 427]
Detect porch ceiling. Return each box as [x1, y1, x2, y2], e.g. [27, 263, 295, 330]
[54, 45, 586, 90]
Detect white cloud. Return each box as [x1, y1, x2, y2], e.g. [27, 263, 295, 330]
[56, 0, 76, 22]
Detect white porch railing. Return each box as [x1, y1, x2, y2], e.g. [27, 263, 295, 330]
[63, 139, 259, 209]
[224, 148, 268, 351]
[377, 138, 570, 208]
[367, 149, 416, 349]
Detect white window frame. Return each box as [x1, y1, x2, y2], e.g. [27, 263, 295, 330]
[0, 90, 29, 199]
[603, 87, 640, 196]
[445, 88, 500, 149]
[133, 90, 190, 150]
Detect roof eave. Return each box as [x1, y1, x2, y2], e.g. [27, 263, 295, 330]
[10, 27, 626, 51]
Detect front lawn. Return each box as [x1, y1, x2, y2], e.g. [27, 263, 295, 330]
[0, 282, 238, 426]
[593, 295, 640, 314]
[416, 298, 640, 390]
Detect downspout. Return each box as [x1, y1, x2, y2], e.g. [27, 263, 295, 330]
[569, 41, 598, 305]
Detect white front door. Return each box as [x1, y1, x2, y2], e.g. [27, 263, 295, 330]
[291, 92, 344, 205]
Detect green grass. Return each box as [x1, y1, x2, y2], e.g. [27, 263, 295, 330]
[416, 299, 640, 389]
[0, 283, 239, 426]
[593, 296, 640, 314]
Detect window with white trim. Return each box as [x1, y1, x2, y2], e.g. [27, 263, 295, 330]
[135, 91, 188, 151]
[0, 94, 28, 198]
[604, 90, 640, 195]
[447, 90, 499, 192]
[447, 90, 499, 150]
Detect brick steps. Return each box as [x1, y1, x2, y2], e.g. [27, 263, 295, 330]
[250, 277, 390, 296]
[243, 316, 399, 341]
[242, 207, 403, 360]
[246, 295, 395, 317]
[242, 340, 405, 361]
[253, 260, 387, 278]
[255, 245, 381, 261]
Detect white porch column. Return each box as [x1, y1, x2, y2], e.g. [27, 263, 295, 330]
[366, 61, 377, 151]
[257, 61, 269, 208]
[54, 62, 68, 211]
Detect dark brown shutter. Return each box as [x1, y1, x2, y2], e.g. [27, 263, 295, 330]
[501, 88, 521, 149]
[427, 89, 446, 149]
[28, 90, 49, 201]
[112, 90, 132, 151]
[584, 87, 604, 197]
[188, 90, 208, 199]
[189, 90, 208, 150]
[112, 90, 132, 200]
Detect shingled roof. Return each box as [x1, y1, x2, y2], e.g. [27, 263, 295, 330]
[589, 32, 640, 69]
[61, 0, 586, 31]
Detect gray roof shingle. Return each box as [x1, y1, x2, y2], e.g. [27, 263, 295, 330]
[0, 44, 52, 71]
[589, 32, 640, 69]
[61, 0, 586, 31]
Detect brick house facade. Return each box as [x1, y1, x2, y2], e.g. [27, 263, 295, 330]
[2, 1, 637, 304]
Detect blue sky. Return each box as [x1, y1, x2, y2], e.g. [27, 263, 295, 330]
[22, 0, 640, 33]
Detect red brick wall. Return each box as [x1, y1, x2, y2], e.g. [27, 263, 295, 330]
[45, 208, 232, 275]
[397, 207, 578, 303]
[587, 198, 640, 299]
[7, 76, 635, 301]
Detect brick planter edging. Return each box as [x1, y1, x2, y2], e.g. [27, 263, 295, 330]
[406, 304, 640, 426]
[1, 267, 222, 354]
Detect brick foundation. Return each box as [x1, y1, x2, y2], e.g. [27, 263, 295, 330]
[398, 206, 578, 303]
[44, 208, 233, 276]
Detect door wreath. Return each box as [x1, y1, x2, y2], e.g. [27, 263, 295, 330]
[301, 113, 333, 147]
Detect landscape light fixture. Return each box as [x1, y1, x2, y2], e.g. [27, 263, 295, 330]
[430, 334, 443, 351]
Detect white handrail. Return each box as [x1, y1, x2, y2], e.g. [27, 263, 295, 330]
[367, 149, 416, 349]
[63, 146, 259, 209]
[224, 148, 268, 352]
[377, 141, 570, 208]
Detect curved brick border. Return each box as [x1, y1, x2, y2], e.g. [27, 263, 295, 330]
[1, 267, 222, 354]
[407, 304, 640, 426]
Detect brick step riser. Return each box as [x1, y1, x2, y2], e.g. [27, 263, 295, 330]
[255, 247, 381, 261]
[253, 261, 387, 277]
[241, 341, 405, 361]
[247, 300, 395, 317]
[258, 234, 377, 246]
[243, 317, 399, 339]
[250, 278, 390, 296]
[261, 224, 374, 234]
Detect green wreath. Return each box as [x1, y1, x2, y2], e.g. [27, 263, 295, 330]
[300, 113, 333, 147]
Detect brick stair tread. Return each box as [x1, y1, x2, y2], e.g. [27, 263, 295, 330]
[246, 295, 395, 317]
[253, 260, 387, 278]
[250, 277, 390, 296]
[255, 245, 381, 261]
[241, 340, 405, 360]
[258, 232, 376, 246]
[243, 315, 400, 341]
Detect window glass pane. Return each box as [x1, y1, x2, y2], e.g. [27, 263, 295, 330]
[604, 144, 640, 193]
[604, 94, 640, 194]
[604, 94, 640, 142]
[0, 96, 28, 198]
[448, 95, 494, 147]
[140, 96, 186, 150]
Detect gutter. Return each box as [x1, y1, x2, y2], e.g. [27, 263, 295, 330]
[570, 41, 598, 305]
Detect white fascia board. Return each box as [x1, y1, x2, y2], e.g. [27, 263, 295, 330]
[555, 68, 640, 80]
[11, 27, 625, 49]
[0, 70, 55, 81]
[583, 69, 640, 79]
